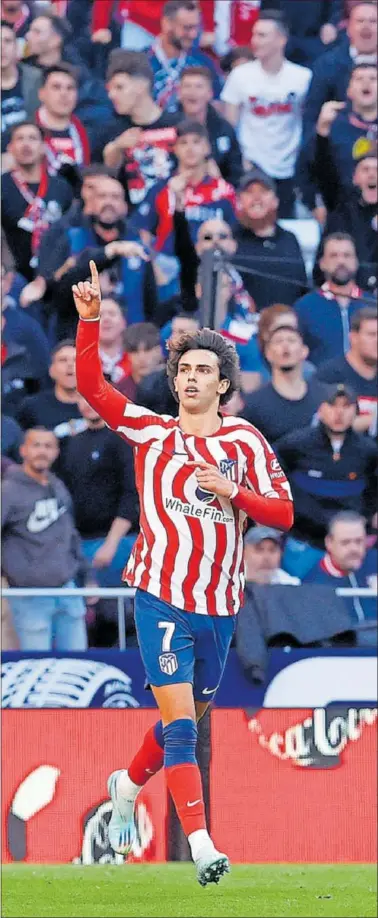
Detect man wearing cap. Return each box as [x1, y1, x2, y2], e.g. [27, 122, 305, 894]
[231, 169, 307, 312]
[221, 9, 311, 217]
[244, 526, 300, 585]
[243, 323, 328, 442]
[275, 382, 377, 577]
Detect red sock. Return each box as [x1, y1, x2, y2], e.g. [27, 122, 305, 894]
[128, 725, 164, 786]
[165, 763, 206, 835]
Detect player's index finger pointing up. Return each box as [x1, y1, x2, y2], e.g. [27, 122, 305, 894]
[90, 260, 99, 288]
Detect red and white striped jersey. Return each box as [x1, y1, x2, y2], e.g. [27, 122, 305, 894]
[76, 321, 292, 616]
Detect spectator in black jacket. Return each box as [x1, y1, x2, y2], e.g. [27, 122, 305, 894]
[95, 50, 181, 209]
[17, 339, 83, 441]
[276, 382, 377, 578]
[302, 1, 377, 138]
[178, 65, 243, 187]
[58, 394, 139, 586]
[1, 21, 42, 156]
[243, 324, 327, 442]
[2, 120, 73, 284]
[316, 306, 377, 438]
[313, 153, 377, 293]
[298, 62, 377, 214]
[231, 170, 308, 312]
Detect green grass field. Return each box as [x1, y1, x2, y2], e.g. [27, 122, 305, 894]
[1, 864, 376, 918]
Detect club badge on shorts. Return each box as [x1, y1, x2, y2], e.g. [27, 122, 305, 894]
[159, 653, 178, 676]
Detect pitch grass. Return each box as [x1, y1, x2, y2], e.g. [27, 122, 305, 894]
[1, 864, 377, 918]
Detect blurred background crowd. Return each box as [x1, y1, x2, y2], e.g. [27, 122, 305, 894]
[1, 0, 377, 659]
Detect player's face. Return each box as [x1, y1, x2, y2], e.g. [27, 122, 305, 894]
[175, 133, 209, 169]
[319, 397, 357, 433]
[107, 73, 143, 115]
[350, 318, 378, 366]
[8, 125, 44, 166]
[179, 75, 212, 117]
[353, 157, 377, 203]
[99, 299, 126, 345]
[325, 521, 367, 572]
[49, 346, 77, 392]
[174, 348, 229, 412]
[20, 430, 59, 472]
[238, 183, 279, 223]
[39, 73, 77, 118]
[320, 240, 358, 285]
[348, 3, 377, 54]
[265, 329, 307, 371]
[347, 66, 377, 109]
[1, 24, 17, 68]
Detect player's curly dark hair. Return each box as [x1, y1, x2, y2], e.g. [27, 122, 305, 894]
[166, 327, 241, 406]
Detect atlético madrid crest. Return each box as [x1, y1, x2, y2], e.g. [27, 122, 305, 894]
[159, 653, 178, 676]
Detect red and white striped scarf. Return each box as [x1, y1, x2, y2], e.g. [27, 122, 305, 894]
[35, 108, 90, 175]
[11, 165, 50, 260]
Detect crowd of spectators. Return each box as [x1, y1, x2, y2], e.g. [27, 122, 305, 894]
[1, 0, 377, 653]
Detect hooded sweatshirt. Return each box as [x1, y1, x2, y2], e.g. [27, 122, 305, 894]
[1, 466, 86, 587]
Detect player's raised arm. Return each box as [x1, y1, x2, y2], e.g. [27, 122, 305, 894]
[73, 261, 174, 445]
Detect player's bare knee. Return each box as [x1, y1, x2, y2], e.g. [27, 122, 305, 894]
[151, 682, 196, 726]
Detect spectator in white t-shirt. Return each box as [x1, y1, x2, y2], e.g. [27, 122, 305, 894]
[221, 9, 311, 217]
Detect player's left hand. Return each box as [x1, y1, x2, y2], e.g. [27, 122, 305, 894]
[187, 461, 234, 499]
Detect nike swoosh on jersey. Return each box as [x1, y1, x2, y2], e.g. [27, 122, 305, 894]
[187, 799, 201, 807]
[27, 506, 67, 534]
[202, 687, 218, 695]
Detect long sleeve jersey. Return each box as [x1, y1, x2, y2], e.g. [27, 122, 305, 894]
[76, 319, 293, 615]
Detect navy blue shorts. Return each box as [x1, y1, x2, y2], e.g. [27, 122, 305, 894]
[134, 589, 235, 702]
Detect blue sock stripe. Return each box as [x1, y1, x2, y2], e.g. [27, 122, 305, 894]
[163, 718, 197, 768]
[154, 720, 164, 750]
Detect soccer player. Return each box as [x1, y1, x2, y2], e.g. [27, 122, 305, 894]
[73, 261, 294, 886]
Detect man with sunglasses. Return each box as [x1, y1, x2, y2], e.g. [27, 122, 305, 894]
[157, 212, 261, 394]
